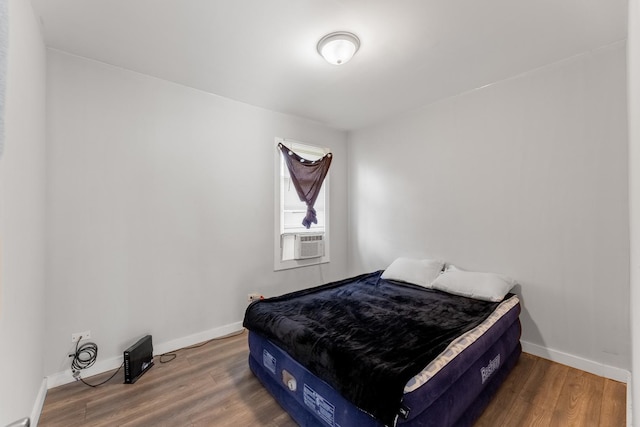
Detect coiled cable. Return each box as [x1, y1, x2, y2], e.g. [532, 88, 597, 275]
[69, 337, 123, 388]
[70, 340, 98, 372]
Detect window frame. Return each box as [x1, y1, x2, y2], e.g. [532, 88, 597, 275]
[273, 137, 331, 271]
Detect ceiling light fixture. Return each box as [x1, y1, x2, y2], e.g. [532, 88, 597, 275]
[317, 31, 360, 65]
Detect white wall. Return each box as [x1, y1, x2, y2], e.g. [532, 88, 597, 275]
[628, 0, 640, 422]
[0, 0, 47, 425]
[44, 50, 348, 380]
[348, 43, 629, 373]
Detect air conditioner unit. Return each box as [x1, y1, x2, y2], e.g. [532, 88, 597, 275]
[294, 233, 324, 259]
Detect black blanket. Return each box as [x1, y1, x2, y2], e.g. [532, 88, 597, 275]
[243, 271, 500, 426]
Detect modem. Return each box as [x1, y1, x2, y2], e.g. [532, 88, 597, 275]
[124, 335, 154, 384]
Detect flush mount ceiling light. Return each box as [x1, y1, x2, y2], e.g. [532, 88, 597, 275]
[317, 31, 360, 65]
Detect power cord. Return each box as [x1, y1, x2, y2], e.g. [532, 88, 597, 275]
[159, 329, 245, 364]
[69, 336, 123, 388]
[78, 362, 124, 388]
[69, 330, 245, 383]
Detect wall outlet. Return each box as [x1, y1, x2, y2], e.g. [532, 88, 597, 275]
[71, 330, 91, 343]
[248, 293, 263, 303]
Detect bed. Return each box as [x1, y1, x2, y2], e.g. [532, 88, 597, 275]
[243, 268, 521, 427]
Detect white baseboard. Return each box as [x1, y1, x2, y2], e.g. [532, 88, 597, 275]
[30, 378, 47, 427]
[46, 321, 244, 389]
[521, 340, 630, 383]
[154, 321, 243, 356]
[523, 340, 632, 426]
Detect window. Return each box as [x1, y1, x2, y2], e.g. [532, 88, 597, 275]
[274, 137, 330, 270]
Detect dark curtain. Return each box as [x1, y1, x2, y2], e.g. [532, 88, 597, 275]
[278, 143, 332, 229]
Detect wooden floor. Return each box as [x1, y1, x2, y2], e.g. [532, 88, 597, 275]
[39, 330, 626, 427]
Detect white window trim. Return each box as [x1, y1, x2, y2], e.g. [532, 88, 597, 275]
[273, 137, 330, 271]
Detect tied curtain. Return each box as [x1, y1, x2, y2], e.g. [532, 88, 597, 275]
[278, 143, 332, 229]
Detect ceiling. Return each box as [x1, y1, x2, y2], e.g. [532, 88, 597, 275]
[30, 0, 627, 131]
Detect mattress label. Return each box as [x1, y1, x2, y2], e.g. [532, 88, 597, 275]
[303, 383, 335, 426]
[481, 353, 501, 384]
[263, 349, 277, 375]
[405, 295, 519, 393]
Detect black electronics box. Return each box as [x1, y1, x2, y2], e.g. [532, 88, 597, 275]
[124, 335, 154, 384]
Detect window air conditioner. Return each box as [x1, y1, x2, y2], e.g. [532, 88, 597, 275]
[294, 233, 324, 259]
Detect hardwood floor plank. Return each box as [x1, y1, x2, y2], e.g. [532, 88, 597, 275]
[501, 396, 553, 427]
[38, 405, 86, 426]
[600, 379, 626, 427]
[90, 375, 215, 427]
[268, 411, 298, 427]
[190, 371, 285, 426]
[550, 369, 605, 427]
[39, 331, 626, 427]
[488, 355, 569, 427]
[519, 356, 569, 409]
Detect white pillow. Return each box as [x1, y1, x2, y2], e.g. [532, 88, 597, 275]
[430, 269, 516, 302]
[381, 257, 444, 288]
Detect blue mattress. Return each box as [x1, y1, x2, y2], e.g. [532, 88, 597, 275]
[247, 295, 521, 426]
